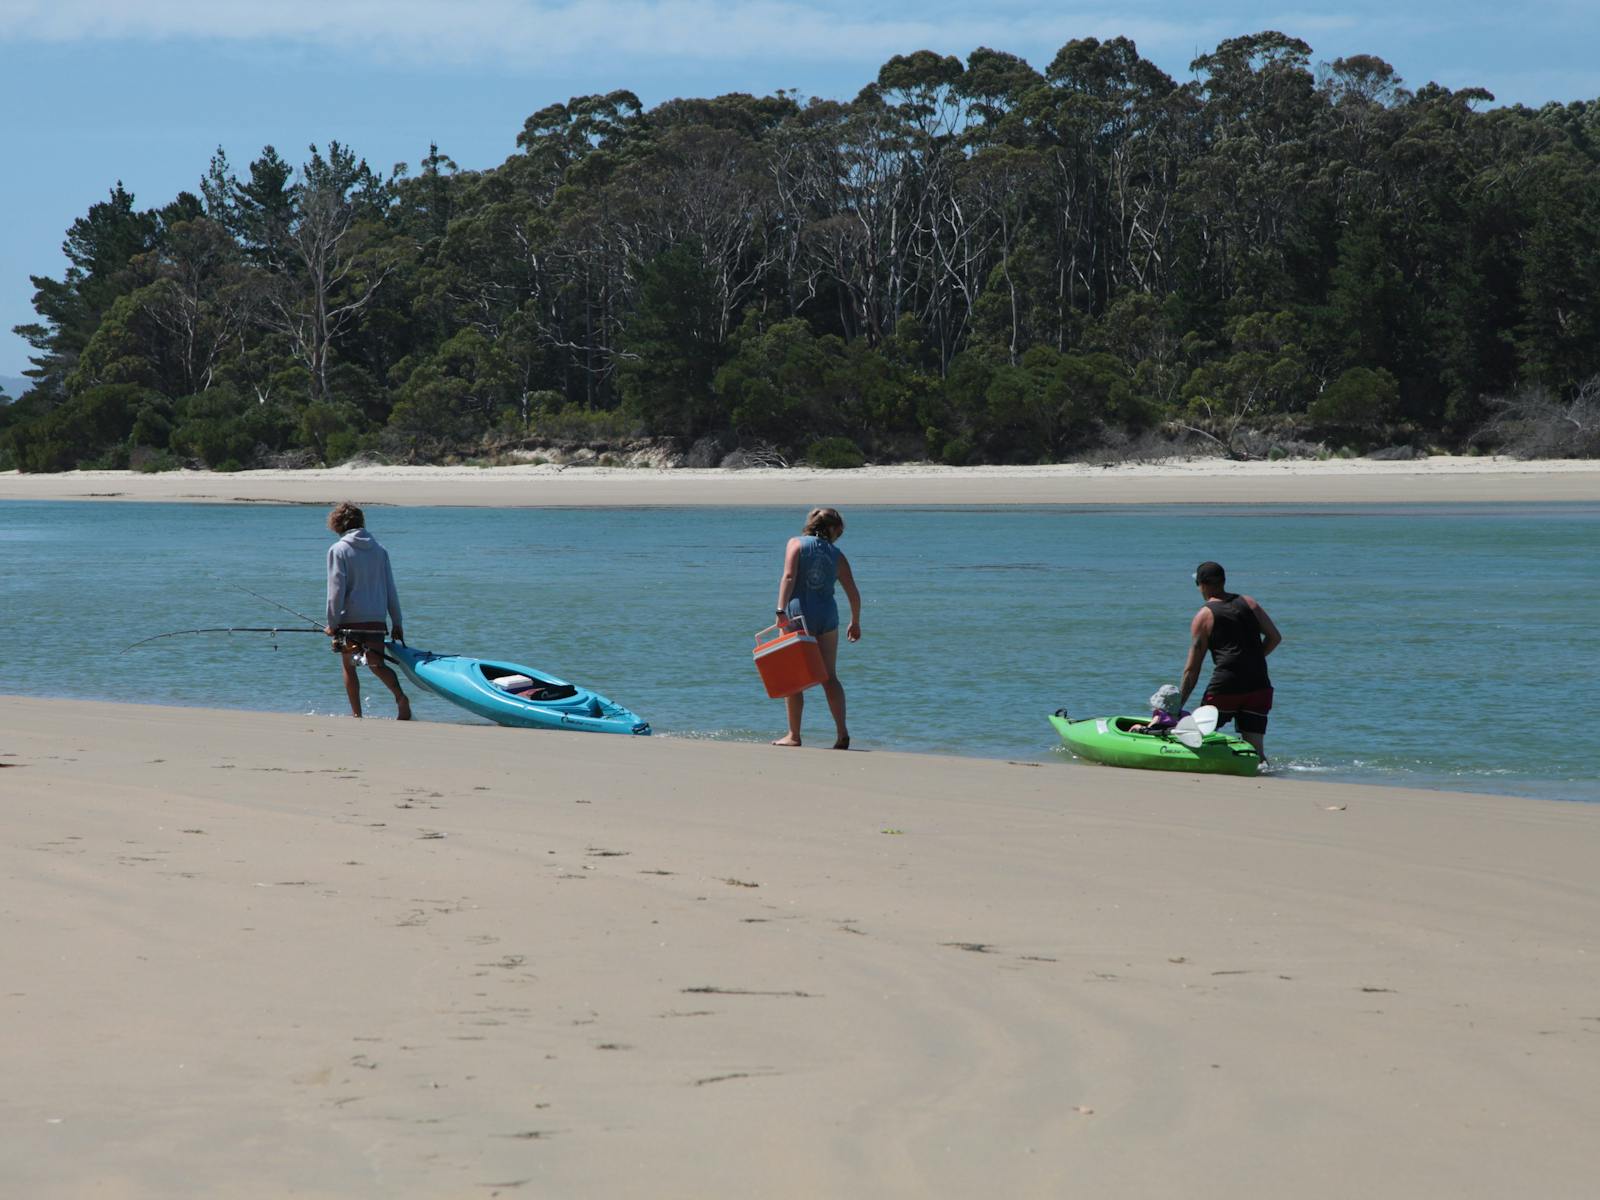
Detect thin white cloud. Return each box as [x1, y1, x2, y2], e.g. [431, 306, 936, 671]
[0, 0, 1215, 66]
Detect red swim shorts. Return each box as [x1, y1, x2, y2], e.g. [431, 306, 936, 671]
[1201, 687, 1274, 735]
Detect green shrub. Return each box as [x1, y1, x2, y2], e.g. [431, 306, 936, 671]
[804, 436, 866, 469]
[168, 387, 296, 469]
[941, 436, 974, 466]
[1308, 368, 1401, 449]
[80, 446, 131, 470]
[133, 448, 181, 473]
[298, 400, 362, 464]
[129, 401, 175, 450]
[5, 384, 146, 471]
[528, 405, 639, 441]
[171, 417, 254, 468]
[325, 430, 363, 464]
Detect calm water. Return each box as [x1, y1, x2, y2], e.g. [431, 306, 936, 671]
[2, 500, 1596, 803]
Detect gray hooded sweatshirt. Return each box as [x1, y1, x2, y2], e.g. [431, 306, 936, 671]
[326, 529, 403, 630]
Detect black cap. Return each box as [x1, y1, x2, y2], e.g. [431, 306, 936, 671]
[1194, 561, 1226, 585]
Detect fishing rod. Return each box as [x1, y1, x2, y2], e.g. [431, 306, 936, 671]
[221, 581, 324, 629]
[120, 626, 328, 654]
[217, 581, 394, 661]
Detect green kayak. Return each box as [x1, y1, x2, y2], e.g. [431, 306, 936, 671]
[1048, 713, 1261, 776]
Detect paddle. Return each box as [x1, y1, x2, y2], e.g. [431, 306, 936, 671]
[1169, 704, 1219, 750]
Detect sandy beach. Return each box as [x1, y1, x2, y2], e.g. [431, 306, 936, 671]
[3, 455, 1599, 507]
[3, 696, 1597, 1198]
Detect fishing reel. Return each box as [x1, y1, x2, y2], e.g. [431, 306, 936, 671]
[330, 631, 372, 665]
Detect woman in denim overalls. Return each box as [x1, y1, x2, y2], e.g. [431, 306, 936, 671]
[772, 507, 862, 749]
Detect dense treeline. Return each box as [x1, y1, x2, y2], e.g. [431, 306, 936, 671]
[5, 31, 1600, 472]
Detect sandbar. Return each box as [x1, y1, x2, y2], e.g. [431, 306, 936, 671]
[3, 696, 1596, 1197]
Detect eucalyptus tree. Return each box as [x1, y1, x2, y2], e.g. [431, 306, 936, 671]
[277, 143, 396, 404]
[1018, 37, 1185, 346]
[126, 217, 256, 398]
[802, 94, 911, 346]
[203, 142, 395, 404]
[1370, 82, 1510, 427]
[1314, 54, 1411, 210]
[869, 51, 973, 364]
[1502, 124, 1600, 393]
[609, 121, 779, 342]
[766, 98, 852, 322]
[495, 92, 652, 408]
[944, 49, 1049, 364]
[1181, 31, 1320, 305]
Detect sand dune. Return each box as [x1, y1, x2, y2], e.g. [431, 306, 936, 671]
[3, 697, 1596, 1197]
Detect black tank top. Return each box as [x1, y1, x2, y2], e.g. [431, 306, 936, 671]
[1205, 594, 1271, 693]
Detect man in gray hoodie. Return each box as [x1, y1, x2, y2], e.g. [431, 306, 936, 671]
[324, 501, 411, 719]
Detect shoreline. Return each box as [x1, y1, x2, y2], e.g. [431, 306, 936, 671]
[5, 695, 1598, 1197]
[3, 455, 1600, 506]
[5, 689, 1586, 807]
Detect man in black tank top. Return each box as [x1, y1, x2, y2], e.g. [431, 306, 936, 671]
[1176, 561, 1283, 759]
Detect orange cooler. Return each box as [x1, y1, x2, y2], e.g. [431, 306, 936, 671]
[753, 618, 828, 698]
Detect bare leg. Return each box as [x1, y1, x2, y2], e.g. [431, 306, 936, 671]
[339, 651, 364, 717]
[773, 692, 803, 746]
[1243, 731, 1267, 761]
[815, 630, 848, 749]
[366, 655, 411, 720]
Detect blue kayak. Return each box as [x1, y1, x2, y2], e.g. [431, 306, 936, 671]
[386, 642, 650, 735]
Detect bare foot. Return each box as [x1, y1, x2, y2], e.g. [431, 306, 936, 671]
[396, 698, 412, 721]
[771, 735, 801, 747]
[832, 735, 850, 750]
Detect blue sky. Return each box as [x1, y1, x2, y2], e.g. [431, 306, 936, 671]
[2, 0, 1597, 382]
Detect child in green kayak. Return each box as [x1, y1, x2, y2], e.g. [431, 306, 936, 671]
[1129, 685, 1189, 735]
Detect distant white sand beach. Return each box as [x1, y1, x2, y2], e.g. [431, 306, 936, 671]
[2, 454, 1598, 506]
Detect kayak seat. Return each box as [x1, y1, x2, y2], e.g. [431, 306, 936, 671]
[483, 666, 578, 703]
[514, 684, 580, 703]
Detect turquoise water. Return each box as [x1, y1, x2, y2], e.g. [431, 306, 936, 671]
[2, 500, 1596, 803]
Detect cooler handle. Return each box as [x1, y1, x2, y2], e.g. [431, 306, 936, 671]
[755, 613, 809, 644]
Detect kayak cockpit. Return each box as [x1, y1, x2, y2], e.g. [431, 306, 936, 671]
[480, 664, 578, 703]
